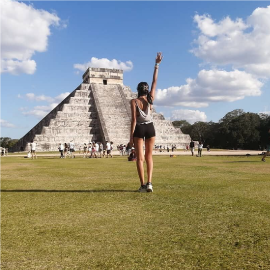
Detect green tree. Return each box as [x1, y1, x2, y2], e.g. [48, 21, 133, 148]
[172, 120, 191, 129]
[0, 137, 19, 149]
[218, 109, 245, 149]
[172, 120, 191, 134]
[259, 113, 270, 149]
[218, 111, 261, 149]
[189, 121, 209, 142]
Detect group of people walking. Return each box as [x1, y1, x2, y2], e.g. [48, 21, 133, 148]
[58, 141, 113, 159]
[189, 140, 204, 157]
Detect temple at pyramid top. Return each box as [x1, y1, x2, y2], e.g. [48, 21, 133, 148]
[83, 67, 123, 85]
[11, 67, 191, 152]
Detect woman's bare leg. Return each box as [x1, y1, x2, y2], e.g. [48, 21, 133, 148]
[134, 137, 145, 185]
[145, 136, 155, 183]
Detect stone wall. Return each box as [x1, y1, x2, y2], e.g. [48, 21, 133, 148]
[83, 68, 123, 85]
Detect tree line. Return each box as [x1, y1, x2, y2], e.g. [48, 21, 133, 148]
[0, 137, 18, 149]
[172, 109, 270, 150]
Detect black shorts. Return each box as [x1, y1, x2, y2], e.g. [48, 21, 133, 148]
[133, 122, 155, 139]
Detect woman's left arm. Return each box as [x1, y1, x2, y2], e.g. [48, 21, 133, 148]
[150, 52, 163, 102]
[129, 99, 137, 146]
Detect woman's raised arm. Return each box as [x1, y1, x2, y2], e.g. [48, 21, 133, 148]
[150, 52, 163, 101]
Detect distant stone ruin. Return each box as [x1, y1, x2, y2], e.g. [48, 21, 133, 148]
[11, 68, 191, 152]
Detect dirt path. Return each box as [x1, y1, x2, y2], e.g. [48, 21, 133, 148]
[3, 149, 265, 158]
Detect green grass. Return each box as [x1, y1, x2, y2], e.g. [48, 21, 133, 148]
[1, 155, 270, 270]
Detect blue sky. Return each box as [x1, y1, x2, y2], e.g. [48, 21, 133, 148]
[1, 1, 270, 139]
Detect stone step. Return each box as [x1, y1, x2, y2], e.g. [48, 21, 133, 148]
[69, 97, 91, 105]
[79, 83, 90, 90]
[62, 104, 95, 112]
[41, 127, 100, 135]
[49, 120, 99, 127]
[56, 112, 92, 118]
[35, 134, 101, 142]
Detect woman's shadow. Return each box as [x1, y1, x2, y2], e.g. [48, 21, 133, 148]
[1, 189, 137, 193]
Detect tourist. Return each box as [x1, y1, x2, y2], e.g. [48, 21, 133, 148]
[83, 143, 87, 158]
[189, 139, 195, 156]
[119, 144, 123, 155]
[64, 143, 69, 158]
[94, 142, 99, 158]
[198, 141, 203, 157]
[129, 52, 163, 193]
[111, 141, 114, 157]
[106, 141, 113, 158]
[102, 143, 106, 157]
[30, 140, 37, 159]
[69, 140, 75, 158]
[99, 142, 103, 158]
[88, 143, 92, 158]
[58, 143, 64, 158]
[126, 143, 131, 156]
[91, 142, 94, 158]
[262, 128, 270, 162]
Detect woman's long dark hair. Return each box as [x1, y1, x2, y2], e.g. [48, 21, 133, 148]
[137, 82, 153, 104]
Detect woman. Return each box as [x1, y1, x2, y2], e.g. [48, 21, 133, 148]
[129, 52, 163, 192]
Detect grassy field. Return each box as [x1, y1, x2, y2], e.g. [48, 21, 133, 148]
[1, 155, 270, 270]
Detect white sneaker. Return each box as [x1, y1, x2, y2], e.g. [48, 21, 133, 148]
[146, 182, 153, 193]
[138, 185, 147, 193]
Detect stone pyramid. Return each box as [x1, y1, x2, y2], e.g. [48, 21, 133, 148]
[12, 68, 190, 152]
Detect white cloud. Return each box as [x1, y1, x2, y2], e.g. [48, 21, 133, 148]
[22, 103, 58, 118]
[55, 92, 71, 102]
[25, 93, 54, 102]
[1, 0, 61, 75]
[1, 59, 36, 75]
[171, 109, 207, 124]
[191, 6, 270, 78]
[19, 92, 70, 103]
[0, 119, 15, 128]
[74, 57, 133, 72]
[18, 92, 70, 118]
[156, 7, 269, 108]
[259, 111, 270, 115]
[155, 69, 262, 108]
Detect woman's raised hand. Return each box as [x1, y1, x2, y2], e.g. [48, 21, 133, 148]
[156, 52, 163, 64]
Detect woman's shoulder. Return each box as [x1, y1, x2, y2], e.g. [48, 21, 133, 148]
[130, 98, 137, 105]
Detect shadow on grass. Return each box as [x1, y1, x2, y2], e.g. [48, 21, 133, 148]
[1, 189, 137, 193]
[224, 161, 262, 163]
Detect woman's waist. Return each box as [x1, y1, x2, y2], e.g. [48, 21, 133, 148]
[136, 120, 153, 125]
